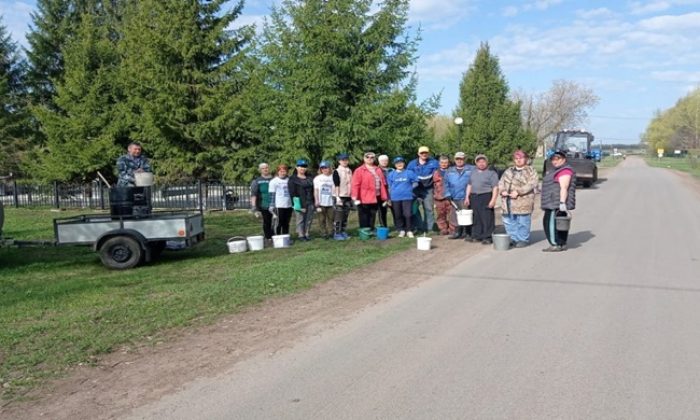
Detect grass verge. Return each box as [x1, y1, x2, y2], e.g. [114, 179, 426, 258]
[645, 156, 700, 178]
[0, 208, 412, 398]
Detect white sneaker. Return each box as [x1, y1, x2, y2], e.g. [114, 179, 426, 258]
[398, 230, 406, 238]
[407, 231, 415, 238]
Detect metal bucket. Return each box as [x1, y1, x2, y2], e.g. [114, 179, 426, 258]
[555, 211, 572, 231]
[227, 237, 247, 253]
[134, 172, 154, 187]
[492, 233, 511, 251]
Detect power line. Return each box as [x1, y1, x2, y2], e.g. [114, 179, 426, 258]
[589, 115, 650, 121]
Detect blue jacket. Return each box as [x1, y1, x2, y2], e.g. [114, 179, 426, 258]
[387, 169, 418, 201]
[444, 165, 474, 200]
[406, 157, 439, 191]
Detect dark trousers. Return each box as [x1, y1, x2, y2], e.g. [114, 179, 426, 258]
[358, 198, 381, 228]
[392, 200, 413, 232]
[470, 192, 495, 240]
[274, 207, 293, 235]
[261, 209, 273, 239]
[333, 197, 352, 234]
[543, 209, 569, 246]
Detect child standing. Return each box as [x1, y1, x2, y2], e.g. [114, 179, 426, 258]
[314, 161, 335, 239]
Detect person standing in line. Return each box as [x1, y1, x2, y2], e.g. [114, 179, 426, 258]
[465, 154, 499, 244]
[314, 160, 336, 239]
[268, 164, 293, 236]
[407, 146, 439, 234]
[289, 159, 316, 241]
[377, 154, 393, 228]
[351, 151, 388, 229]
[445, 151, 474, 240]
[498, 150, 539, 248]
[332, 153, 353, 240]
[116, 142, 152, 187]
[432, 155, 452, 236]
[541, 150, 576, 252]
[387, 156, 418, 238]
[250, 162, 274, 243]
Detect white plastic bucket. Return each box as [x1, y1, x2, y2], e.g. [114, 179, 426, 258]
[456, 209, 473, 226]
[416, 236, 432, 251]
[134, 172, 154, 187]
[246, 235, 264, 251]
[272, 234, 291, 249]
[227, 237, 247, 253]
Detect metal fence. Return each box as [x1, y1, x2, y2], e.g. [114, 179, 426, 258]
[0, 178, 251, 211]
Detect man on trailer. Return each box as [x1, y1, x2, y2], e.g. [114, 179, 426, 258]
[116, 142, 152, 187]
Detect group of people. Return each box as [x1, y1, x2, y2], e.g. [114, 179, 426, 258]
[249, 146, 577, 252]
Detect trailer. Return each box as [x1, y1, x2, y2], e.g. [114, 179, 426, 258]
[53, 211, 205, 269]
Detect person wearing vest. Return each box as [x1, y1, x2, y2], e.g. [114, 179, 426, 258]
[332, 153, 353, 240]
[407, 146, 439, 234]
[498, 150, 539, 248]
[541, 150, 576, 252]
[432, 155, 452, 236]
[250, 162, 274, 241]
[351, 151, 389, 229]
[445, 151, 474, 240]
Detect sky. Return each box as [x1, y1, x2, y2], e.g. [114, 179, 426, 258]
[2, 0, 700, 145]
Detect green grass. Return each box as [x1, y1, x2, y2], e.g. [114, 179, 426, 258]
[0, 208, 412, 398]
[645, 156, 700, 178]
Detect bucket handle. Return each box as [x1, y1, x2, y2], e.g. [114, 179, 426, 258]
[227, 236, 246, 243]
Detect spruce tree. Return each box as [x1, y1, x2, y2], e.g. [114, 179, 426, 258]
[453, 43, 535, 165]
[0, 17, 29, 174]
[118, 0, 254, 181]
[258, 0, 435, 167]
[31, 11, 124, 181]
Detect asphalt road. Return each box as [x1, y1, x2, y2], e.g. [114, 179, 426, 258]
[129, 157, 700, 419]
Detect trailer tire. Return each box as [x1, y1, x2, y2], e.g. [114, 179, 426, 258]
[99, 236, 143, 270]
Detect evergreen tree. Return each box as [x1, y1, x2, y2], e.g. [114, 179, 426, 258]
[118, 0, 255, 181]
[257, 0, 436, 168]
[31, 10, 124, 181]
[452, 43, 535, 165]
[0, 17, 29, 174]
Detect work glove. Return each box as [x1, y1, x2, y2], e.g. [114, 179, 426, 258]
[268, 207, 277, 219]
[335, 196, 343, 206]
[383, 200, 392, 207]
[292, 197, 302, 212]
[559, 202, 567, 212]
[315, 206, 323, 213]
[353, 199, 361, 206]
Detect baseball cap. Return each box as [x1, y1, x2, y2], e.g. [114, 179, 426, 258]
[454, 151, 466, 159]
[336, 153, 349, 160]
[393, 156, 405, 164]
[418, 146, 430, 154]
[474, 154, 487, 163]
[551, 150, 567, 159]
[319, 160, 331, 168]
[364, 151, 376, 158]
[296, 159, 309, 167]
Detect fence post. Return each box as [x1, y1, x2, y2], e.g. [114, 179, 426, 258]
[197, 180, 204, 213]
[53, 181, 60, 209]
[12, 177, 19, 208]
[99, 179, 105, 210]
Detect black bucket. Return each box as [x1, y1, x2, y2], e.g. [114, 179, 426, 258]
[110, 187, 134, 217]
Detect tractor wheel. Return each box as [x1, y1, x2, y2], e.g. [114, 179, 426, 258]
[99, 236, 143, 270]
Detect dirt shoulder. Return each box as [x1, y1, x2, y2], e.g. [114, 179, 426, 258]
[2, 234, 489, 420]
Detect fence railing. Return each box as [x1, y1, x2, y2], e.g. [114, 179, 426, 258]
[0, 178, 251, 211]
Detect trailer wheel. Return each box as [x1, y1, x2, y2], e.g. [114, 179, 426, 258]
[99, 236, 143, 269]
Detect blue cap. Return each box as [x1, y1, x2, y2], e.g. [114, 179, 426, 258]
[393, 156, 405, 164]
[296, 159, 308, 167]
[319, 160, 331, 168]
[336, 153, 349, 160]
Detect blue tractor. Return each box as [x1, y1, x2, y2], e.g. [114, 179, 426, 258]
[544, 129, 599, 188]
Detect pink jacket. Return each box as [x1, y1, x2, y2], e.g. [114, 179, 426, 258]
[351, 165, 388, 204]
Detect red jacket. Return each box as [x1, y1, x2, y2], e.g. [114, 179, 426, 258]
[351, 165, 388, 204]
